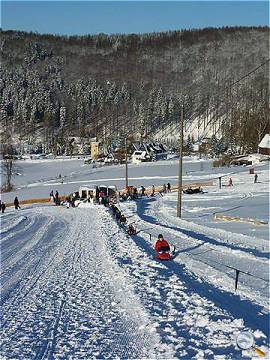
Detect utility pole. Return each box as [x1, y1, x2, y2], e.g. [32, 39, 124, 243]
[125, 138, 128, 189]
[177, 105, 184, 218]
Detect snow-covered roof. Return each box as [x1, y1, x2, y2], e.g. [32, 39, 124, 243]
[79, 185, 96, 190]
[258, 134, 270, 149]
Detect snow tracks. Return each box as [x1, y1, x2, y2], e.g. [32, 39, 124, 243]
[0, 206, 159, 359]
[100, 208, 259, 359]
[1, 204, 268, 359]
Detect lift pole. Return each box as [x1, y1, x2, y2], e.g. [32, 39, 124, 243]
[177, 105, 184, 218]
[125, 138, 128, 189]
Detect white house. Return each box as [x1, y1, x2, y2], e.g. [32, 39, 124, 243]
[258, 134, 270, 155]
[131, 150, 150, 164]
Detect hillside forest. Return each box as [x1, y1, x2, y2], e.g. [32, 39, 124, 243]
[0, 26, 269, 155]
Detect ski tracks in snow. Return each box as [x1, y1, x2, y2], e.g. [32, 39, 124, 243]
[1, 204, 268, 359]
[99, 208, 252, 359]
[0, 206, 159, 359]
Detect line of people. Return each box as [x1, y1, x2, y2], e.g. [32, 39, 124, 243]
[109, 203, 173, 259]
[110, 204, 137, 235]
[150, 182, 171, 197]
[120, 183, 171, 201]
[50, 190, 61, 205]
[110, 204, 127, 225]
[0, 196, 21, 214]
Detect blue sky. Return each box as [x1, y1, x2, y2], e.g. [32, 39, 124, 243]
[1, 1, 269, 35]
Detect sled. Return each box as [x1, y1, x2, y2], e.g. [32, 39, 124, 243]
[156, 246, 176, 261]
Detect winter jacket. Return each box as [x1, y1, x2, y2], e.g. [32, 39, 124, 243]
[155, 239, 170, 252]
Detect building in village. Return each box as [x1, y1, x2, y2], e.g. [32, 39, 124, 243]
[258, 134, 270, 155]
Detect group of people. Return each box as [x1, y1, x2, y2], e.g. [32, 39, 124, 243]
[151, 183, 171, 197]
[110, 202, 171, 255]
[110, 204, 127, 225]
[50, 190, 61, 205]
[121, 186, 141, 201]
[110, 204, 137, 235]
[0, 197, 20, 214]
[84, 187, 115, 206]
[120, 183, 171, 201]
[162, 183, 172, 194]
[227, 173, 258, 187]
[109, 195, 174, 260]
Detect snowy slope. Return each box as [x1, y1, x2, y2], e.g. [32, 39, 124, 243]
[1, 202, 269, 359]
[1, 205, 160, 359]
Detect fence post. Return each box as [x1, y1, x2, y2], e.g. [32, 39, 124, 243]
[235, 269, 240, 291]
[219, 177, 222, 189]
[149, 233, 152, 242]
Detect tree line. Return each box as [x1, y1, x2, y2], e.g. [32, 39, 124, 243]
[0, 26, 269, 155]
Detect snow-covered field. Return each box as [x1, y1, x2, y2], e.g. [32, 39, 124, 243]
[0, 157, 269, 359]
[1, 155, 267, 203]
[1, 202, 268, 359]
[1, 156, 214, 202]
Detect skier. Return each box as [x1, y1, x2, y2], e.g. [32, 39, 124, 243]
[50, 190, 54, 202]
[167, 182, 171, 192]
[14, 197, 20, 210]
[254, 173, 258, 183]
[228, 177, 233, 187]
[151, 185, 155, 197]
[163, 184, 167, 193]
[155, 234, 170, 252]
[1, 202, 6, 214]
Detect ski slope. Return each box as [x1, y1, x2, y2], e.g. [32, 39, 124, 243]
[1, 205, 160, 359]
[1, 201, 269, 359]
[0, 157, 269, 358]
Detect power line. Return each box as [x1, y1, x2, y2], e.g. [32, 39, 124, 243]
[162, 58, 270, 141]
[229, 58, 270, 88]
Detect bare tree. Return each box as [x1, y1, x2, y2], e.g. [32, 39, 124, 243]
[1, 157, 15, 192]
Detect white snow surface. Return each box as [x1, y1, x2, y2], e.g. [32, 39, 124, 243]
[1, 199, 269, 358]
[0, 156, 269, 359]
[1, 205, 161, 359]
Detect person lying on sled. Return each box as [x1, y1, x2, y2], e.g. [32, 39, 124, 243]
[155, 234, 170, 252]
[127, 224, 136, 235]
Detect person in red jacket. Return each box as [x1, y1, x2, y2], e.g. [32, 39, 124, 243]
[155, 234, 170, 252]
